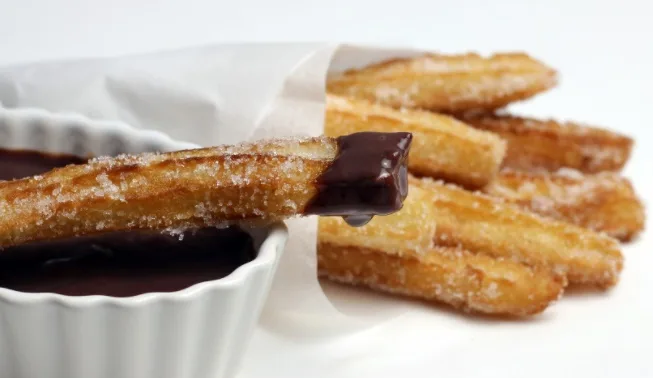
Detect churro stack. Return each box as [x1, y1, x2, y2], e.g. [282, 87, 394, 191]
[320, 52, 645, 316]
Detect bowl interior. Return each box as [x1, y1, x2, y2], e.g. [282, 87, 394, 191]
[0, 108, 287, 302]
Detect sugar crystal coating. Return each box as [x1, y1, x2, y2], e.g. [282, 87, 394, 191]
[485, 170, 644, 241]
[328, 52, 557, 112]
[0, 135, 345, 248]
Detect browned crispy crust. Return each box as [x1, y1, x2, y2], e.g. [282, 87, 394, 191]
[325, 94, 506, 189]
[410, 176, 624, 288]
[318, 185, 566, 316]
[485, 170, 646, 242]
[318, 243, 566, 317]
[0, 137, 345, 248]
[461, 114, 634, 173]
[327, 52, 558, 112]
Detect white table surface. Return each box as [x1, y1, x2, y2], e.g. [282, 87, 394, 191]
[1, 1, 651, 377]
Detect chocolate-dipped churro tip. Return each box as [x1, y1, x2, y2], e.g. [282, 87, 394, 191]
[306, 132, 412, 227]
[0, 132, 413, 248]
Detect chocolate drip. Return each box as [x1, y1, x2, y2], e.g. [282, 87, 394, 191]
[306, 132, 412, 226]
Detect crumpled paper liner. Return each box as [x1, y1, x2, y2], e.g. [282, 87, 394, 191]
[0, 42, 424, 337]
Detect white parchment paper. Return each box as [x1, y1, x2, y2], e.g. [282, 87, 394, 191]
[0, 42, 424, 337]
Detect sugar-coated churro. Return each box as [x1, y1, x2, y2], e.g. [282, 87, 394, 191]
[318, 243, 566, 316]
[485, 169, 645, 241]
[461, 114, 634, 173]
[325, 94, 506, 189]
[411, 176, 623, 288]
[318, 185, 566, 316]
[0, 132, 413, 248]
[327, 53, 557, 112]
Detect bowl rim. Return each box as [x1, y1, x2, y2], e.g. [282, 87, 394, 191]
[0, 223, 288, 307]
[0, 106, 290, 307]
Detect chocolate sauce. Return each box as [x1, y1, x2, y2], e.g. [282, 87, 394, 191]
[0, 228, 255, 297]
[0, 149, 256, 297]
[0, 149, 86, 180]
[306, 132, 412, 226]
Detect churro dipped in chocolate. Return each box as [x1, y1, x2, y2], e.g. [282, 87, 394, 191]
[0, 132, 412, 248]
[325, 95, 506, 189]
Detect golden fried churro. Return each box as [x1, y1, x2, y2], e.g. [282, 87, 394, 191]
[318, 185, 566, 316]
[0, 132, 413, 248]
[461, 114, 634, 173]
[485, 169, 646, 242]
[411, 176, 624, 288]
[318, 244, 566, 316]
[319, 183, 437, 254]
[325, 95, 507, 189]
[327, 53, 557, 113]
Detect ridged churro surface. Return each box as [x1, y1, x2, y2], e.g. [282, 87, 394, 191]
[325, 95, 506, 188]
[318, 243, 566, 316]
[486, 170, 645, 241]
[327, 53, 557, 112]
[0, 137, 339, 247]
[411, 177, 623, 288]
[462, 114, 633, 173]
[318, 185, 566, 315]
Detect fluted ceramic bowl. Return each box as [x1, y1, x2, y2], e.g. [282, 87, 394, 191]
[0, 107, 288, 378]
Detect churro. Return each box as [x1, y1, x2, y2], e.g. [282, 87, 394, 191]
[485, 169, 645, 241]
[411, 177, 623, 288]
[327, 53, 557, 112]
[0, 132, 412, 248]
[325, 94, 506, 188]
[318, 185, 566, 316]
[461, 114, 634, 173]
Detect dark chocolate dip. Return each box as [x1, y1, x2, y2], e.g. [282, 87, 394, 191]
[0, 149, 256, 297]
[306, 132, 412, 226]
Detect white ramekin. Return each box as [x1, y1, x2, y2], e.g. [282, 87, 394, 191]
[0, 107, 288, 378]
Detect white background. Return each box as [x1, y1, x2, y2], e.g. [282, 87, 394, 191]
[1, 1, 651, 377]
[0, 0, 651, 146]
